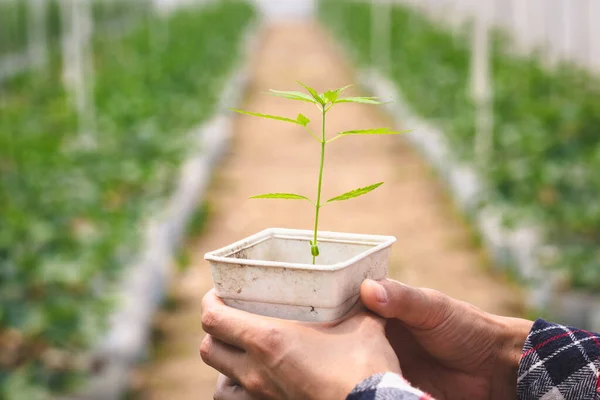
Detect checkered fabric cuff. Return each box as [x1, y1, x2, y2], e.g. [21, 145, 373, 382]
[347, 372, 434, 400]
[518, 319, 600, 400]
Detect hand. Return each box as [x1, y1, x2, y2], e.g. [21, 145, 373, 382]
[360, 279, 532, 399]
[200, 289, 401, 400]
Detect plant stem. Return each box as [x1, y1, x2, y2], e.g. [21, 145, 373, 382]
[312, 107, 327, 264]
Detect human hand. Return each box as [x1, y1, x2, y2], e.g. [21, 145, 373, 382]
[360, 279, 532, 399]
[200, 289, 401, 400]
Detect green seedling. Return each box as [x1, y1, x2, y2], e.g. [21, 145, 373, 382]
[232, 82, 411, 264]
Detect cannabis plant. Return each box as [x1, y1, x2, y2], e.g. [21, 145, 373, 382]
[232, 82, 409, 264]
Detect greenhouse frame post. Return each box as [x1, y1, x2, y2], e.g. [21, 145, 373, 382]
[470, 0, 493, 171]
[543, 0, 561, 68]
[578, 0, 592, 68]
[371, 0, 391, 75]
[590, 0, 600, 71]
[61, 0, 97, 145]
[27, 0, 48, 69]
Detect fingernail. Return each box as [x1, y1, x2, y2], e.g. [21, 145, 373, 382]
[367, 280, 388, 303]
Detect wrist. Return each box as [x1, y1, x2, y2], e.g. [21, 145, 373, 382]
[492, 315, 533, 397]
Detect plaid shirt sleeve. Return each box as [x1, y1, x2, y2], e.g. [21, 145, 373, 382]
[518, 319, 600, 400]
[346, 373, 434, 400]
[348, 319, 600, 400]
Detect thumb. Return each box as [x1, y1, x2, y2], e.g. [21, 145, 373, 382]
[360, 279, 451, 329]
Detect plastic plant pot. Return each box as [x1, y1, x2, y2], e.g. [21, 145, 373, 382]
[204, 228, 396, 322]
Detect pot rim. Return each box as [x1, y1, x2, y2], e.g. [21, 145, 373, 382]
[204, 228, 396, 271]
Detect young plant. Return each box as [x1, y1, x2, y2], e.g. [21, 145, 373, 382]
[232, 82, 410, 264]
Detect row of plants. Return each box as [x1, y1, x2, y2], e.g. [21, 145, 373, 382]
[0, 0, 151, 57]
[0, 1, 255, 398]
[319, 0, 600, 291]
[0, 0, 30, 56]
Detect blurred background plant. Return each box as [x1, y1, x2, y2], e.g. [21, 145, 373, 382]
[0, 0, 254, 397]
[320, 0, 600, 292]
[2, 0, 600, 398]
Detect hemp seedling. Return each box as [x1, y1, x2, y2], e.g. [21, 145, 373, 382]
[232, 82, 409, 264]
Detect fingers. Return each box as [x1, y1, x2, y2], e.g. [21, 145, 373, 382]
[201, 290, 272, 349]
[200, 335, 247, 380]
[215, 374, 257, 400]
[202, 336, 276, 399]
[360, 279, 452, 329]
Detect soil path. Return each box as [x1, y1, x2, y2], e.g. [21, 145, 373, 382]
[135, 21, 522, 399]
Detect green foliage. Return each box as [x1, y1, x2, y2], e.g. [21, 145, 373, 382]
[335, 96, 383, 104]
[250, 193, 314, 203]
[319, 0, 600, 291]
[296, 113, 311, 127]
[91, 0, 151, 25]
[0, 0, 28, 56]
[323, 90, 339, 103]
[0, 1, 255, 397]
[0, 0, 152, 58]
[234, 82, 405, 263]
[339, 127, 410, 135]
[298, 81, 326, 105]
[323, 84, 353, 103]
[268, 89, 317, 104]
[231, 109, 311, 127]
[175, 247, 192, 272]
[186, 201, 213, 238]
[328, 127, 409, 143]
[326, 182, 384, 203]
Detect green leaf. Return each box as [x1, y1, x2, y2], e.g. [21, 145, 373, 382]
[230, 108, 303, 125]
[322, 85, 353, 104]
[296, 113, 310, 127]
[335, 96, 384, 105]
[268, 89, 317, 104]
[336, 84, 354, 94]
[297, 81, 325, 105]
[326, 182, 384, 203]
[323, 90, 339, 104]
[250, 193, 313, 203]
[339, 127, 412, 135]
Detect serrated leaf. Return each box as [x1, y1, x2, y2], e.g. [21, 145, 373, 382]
[326, 182, 384, 203]
[297, 81, 325, 105]
[268, 89, 317, 104]
[296, 113, 310, 127]
[322, 85, 354, 104]
[231, 109, 303, 125]
[339, 127, 411, 135]
[336, 84, 354, 94]
[323, 90, 339, 104]
[250, 193, 313, 203]
[335, 96, 384, 105]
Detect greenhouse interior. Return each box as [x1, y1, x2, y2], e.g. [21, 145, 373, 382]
[1, 0, 599, 399]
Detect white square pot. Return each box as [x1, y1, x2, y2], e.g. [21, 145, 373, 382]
[204, 228, 396, 322]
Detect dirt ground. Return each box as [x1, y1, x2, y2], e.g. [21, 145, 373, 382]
[133, 21, 523, 399]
